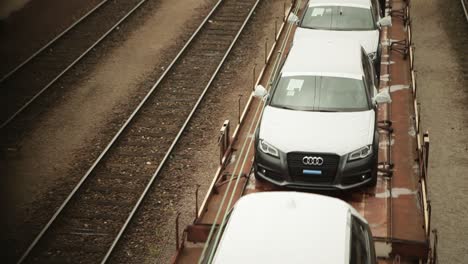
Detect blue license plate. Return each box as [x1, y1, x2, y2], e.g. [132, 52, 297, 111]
[303, 169, 322, 175]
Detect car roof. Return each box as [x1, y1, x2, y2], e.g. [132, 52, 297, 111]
[308, 0, 372, 9]
[281, 37, 364, 80]
[211, 192, 355, 264]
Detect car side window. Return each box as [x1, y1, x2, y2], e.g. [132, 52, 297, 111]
[268, 71, 283, 104]
[350, 216, 372, 264]
[361, 51, 374, 96]
[371, 0, 382, 18]
[368, 55, 378, 91]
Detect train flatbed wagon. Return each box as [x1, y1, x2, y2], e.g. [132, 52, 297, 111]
[171, 0, 437, 263]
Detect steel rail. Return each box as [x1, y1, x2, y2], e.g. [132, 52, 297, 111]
[101, 1, 262, 261]
[16, 0, 252, 262]
[0, 0, 148, 130]
[0, 0, 109, 83]
[462, 0, 468, 22]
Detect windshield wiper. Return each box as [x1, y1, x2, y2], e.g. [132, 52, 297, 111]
[315, 109, 338, 112]
[302, 26, 327, 30]
[273, 105, 297, 110]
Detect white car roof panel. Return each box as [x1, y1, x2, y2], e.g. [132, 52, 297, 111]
[281, 38, 364, 80]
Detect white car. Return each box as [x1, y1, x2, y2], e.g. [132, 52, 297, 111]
[253, 38, 391, 190]
[289, 0, 391, 76]
[202, 192, 376, 264]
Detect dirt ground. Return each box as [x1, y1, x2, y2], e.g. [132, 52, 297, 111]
[1, 0, 216, 261]
[0, 0, 103, 76]
[412, 0, 468, 262]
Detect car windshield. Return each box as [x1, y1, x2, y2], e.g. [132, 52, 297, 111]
[301, 6, 376, 31]
[270, 75, 369, 112]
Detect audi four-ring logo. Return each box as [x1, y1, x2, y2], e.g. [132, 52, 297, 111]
[302, 156, 324, 166]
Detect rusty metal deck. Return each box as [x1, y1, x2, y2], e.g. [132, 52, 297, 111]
[172, 1, 434, 263]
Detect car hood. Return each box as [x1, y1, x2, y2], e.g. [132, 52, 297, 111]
[294, 27, 379, 54]
[258, 106, 375, 156]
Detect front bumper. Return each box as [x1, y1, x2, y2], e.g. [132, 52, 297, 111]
[254, 146, 377, 191]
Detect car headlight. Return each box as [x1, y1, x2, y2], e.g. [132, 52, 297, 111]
[258, 140, 279, 157]
[348, 145, 373, 161]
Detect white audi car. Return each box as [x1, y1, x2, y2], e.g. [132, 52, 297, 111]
[289, 0, 391, 76]
[202, 192, 376, 264]
[253, 38, 390, 190]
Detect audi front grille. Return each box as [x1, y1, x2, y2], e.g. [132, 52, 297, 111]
[286, 152, 340, 184]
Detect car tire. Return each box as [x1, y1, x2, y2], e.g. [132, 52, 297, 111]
[253, 165, 268, 184]
[254, 174, 264, 182]
[254, 169, 265, 182]
[368, 157, 378, 187]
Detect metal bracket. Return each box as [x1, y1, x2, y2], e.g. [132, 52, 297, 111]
[378, 120, 394, 133]
[378, 162, 394, 177]
[390, 8, 409, 26]
[389, 0, 410, 26]
[390, 39, 409, 59]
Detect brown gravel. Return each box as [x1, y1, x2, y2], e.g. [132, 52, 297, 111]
[0, 0, 103, 76]
[107, 0, 288, 263]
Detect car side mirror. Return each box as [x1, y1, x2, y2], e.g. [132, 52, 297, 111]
[287, 13, 299, 25]
[254, 85, 269, 101]
[377, 16, 392, 27]
[373, 89, 392, 104]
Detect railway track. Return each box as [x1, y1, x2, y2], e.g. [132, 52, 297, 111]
[18, 0, 260, 262]
[0, 0, 148, 129]
[462, 0, 468, 22]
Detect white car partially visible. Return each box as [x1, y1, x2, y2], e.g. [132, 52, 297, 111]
[289, 0, 391, 76]
[201, 192, 377, 264]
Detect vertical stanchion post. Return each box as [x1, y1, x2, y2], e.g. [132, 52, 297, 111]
[238, 94, 243, 124]
[432, 229, 438, 264]
[283, 2, 286, 21]
[423, 132, 429, 178]
[175, 212, 181, 250]
[427, 200, 432, 236]
[225, 120, 230, 147]
[219, 120, 230, 164]
[252, 64, 257, 90]
[274, 19, 278, 41]
[394, 255, 401, 264]
[218, 133, 223, 165]
[195, 185, 200, 221]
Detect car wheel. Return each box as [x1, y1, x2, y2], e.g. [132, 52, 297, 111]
[254, 171, 265, 182]
[253, 165, 265, 182]
[367, 158, 378, 187]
